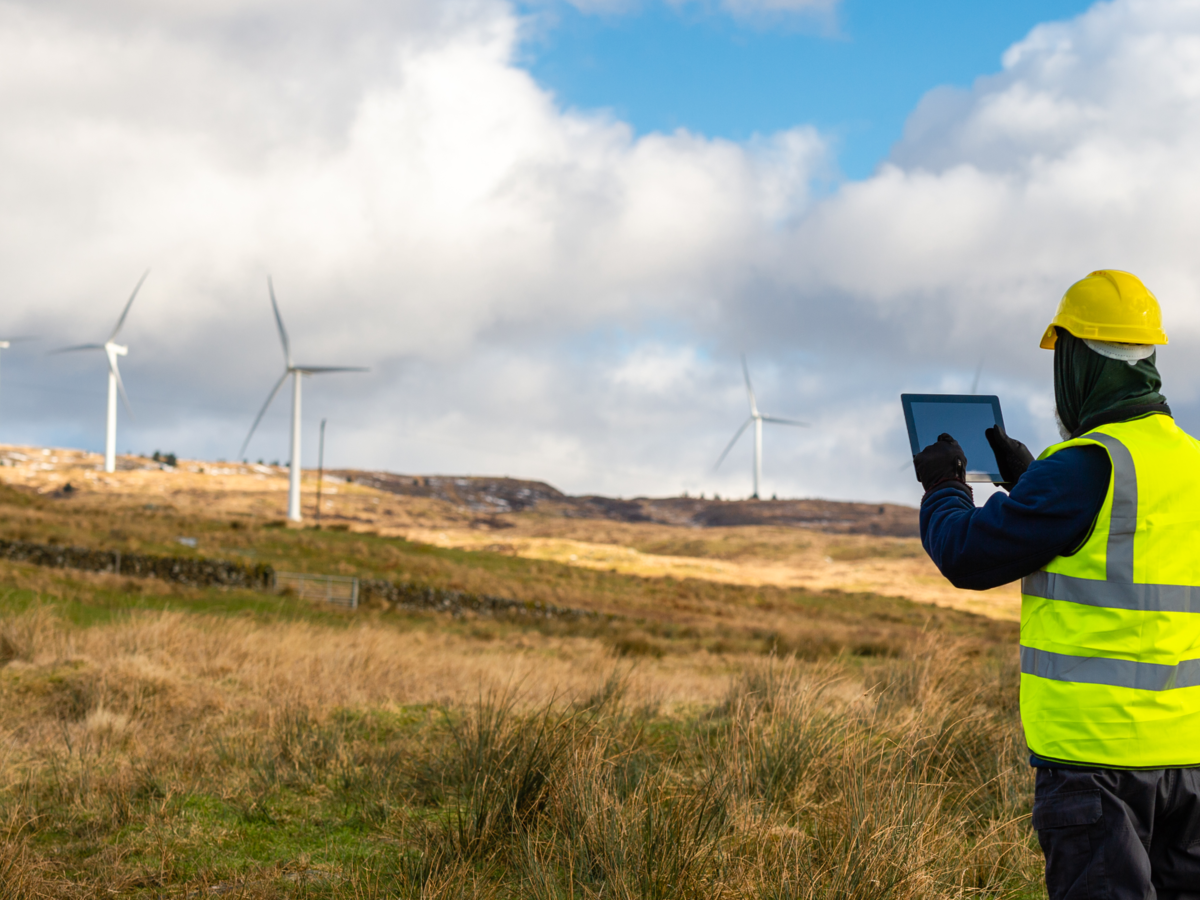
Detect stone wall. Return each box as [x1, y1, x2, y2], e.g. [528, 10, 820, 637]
[358, 578, 597, 620]
[0, 538, 593, 621]
[0, 539, 274, 589]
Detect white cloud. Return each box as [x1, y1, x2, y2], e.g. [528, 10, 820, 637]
[7, 0, 1200, 507]
[788, 0, 1200, 358]
[554, 0, 840, 22]
[0, 0, 834, 499]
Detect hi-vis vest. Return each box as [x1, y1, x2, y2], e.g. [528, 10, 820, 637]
[1021, 412, 1200, 768]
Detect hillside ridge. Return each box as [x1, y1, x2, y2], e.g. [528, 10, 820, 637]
[334, 470, 919, 537]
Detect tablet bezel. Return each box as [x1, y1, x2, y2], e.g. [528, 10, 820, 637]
[901, 393, 1006, 484]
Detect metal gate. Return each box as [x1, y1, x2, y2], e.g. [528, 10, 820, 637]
[274, 571, 359, 610]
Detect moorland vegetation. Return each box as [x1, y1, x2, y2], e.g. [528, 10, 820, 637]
[0, 456, 1043, 898]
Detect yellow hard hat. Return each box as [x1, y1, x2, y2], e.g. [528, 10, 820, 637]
[1040, 270, 1169, 349]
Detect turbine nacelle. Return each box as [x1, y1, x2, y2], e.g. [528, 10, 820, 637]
[102, 343, 133, 418]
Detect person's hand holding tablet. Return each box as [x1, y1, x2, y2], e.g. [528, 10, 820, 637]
[984, 425, 1034, 491]
[913, 433, 968, 493]
[902, 394, 1026, 488]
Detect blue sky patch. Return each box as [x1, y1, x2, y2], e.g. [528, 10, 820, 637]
[518, 0, 1096, 179]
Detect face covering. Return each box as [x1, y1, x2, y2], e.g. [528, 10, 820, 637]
[1055, 408, 1071, 441]
[1053, 327, 1167, 438]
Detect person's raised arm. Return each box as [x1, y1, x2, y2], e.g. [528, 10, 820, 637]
[919, 442, 1111, 590]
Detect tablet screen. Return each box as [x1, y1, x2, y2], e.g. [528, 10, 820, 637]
[901, 394, 1005, 483]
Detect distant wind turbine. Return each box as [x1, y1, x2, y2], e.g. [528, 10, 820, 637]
[970, 358, 986, 394]
[53, 270, 148, 474]
[239, 277, 368, 523]
[714, 355, 808, 499]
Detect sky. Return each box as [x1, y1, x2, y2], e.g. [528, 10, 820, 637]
[1, 0, 1199, 507]
[521, 0, 1096, 177]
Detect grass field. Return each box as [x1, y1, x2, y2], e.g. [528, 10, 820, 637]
[0, 448, 1043, 898]
[0, 446, 1020, 620]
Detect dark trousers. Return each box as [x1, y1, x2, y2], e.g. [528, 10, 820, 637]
[1035, 767, 1200, 899]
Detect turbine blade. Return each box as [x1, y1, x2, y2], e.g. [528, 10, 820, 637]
[970, 358, 986, 395]
[49, 343, 104, 354]
[238, 369, 290, 460]
[294, 365, 370, 374]
[741, 353, 758, 416]
[268, 276, 292, 368]
[714, 417, 753, 471]
[108, 269, 149, 343]
[760, 415, 809, 427]
[106, 348, 134, 419]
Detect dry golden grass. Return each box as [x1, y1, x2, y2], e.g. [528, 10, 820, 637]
[0, 444, 1041, 895]
[401, 526, 1019, 621]
[0, 599, 1041, 898]
[0, 602, 741, 730]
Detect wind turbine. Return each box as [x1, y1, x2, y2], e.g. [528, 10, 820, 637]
[714, 355, 808, 499]
[239, 277, 367, 523]
[970, 357, 986, 394]
[54, 270, 148, 474]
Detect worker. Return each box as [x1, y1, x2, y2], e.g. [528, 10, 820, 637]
[915, 270, 1200, 900]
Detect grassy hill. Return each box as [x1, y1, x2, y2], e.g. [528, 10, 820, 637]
[0, 449, 1041, 898]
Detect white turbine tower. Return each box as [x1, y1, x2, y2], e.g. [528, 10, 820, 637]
[714, 355, 808, 499]
[239, 277, 367, 523]
[55, 270, 148, 474]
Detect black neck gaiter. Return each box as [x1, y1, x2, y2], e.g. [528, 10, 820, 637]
[1053, 327, 1168, 437]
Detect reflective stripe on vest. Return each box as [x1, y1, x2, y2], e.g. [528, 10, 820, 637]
[1021, 646, 1200, 691]
[1019, 414, 1200, 768]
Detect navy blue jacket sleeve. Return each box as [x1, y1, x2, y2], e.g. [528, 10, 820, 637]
[919, 445, 1111, 591]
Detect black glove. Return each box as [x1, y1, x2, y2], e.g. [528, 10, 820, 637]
[913, 433, 967, 493]
[985, 425, 1034, 491]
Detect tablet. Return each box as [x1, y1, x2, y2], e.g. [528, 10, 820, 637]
[901, 393, 1006, 484]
